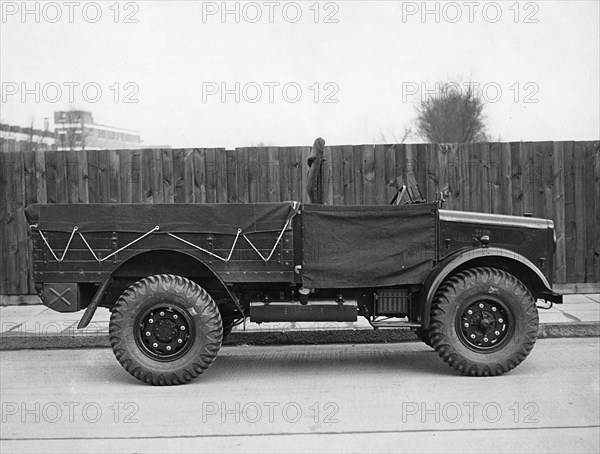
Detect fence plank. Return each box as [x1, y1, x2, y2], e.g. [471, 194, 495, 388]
[395, 144, 407, 189]
[65, 150, 79, 203]
[108, 150, 121, 203]
[204, 148, 216, 203]
[226, 149, 238, 203]
[89, 150, 103, 203]
[34, 150, 47, 204]
[489, 143, 502, 214]
[573, 142, 587, 282]
[479, 142, 491, 213]
[531, 142, 545, 218]
[563, 142, 576, 283]
[119, 150, 132, 203]
[1, 154, 15, 294]
[300, 146, 311, 205]
[97, 150, 110, 203]
[142, 150, 153, 203]
[510, 142, 524, 216]
[425, 144, 437, 203]
[215, 149, 228, 203]
[552, 142, 566, 284]
[184, 149, 195, 204]
[330, 145, 344, 205]
[499, 143, 512, 215]
[594, 142, 600, 281]
[192, 148, 206, 203]
[373, 145, 386, 205]
[444, 144, 458, 210]
[383, 144, 396, 204]
[131, 150, 142, 203]
[236, 148, 249, 203]
[23, 151, 36, 207]
[541, 142, 555, 228]
[152, 148, 164, 203]
[12, 152, 29, 294]
[279, 147, 291, 202]
[362, 144, 375, 205]
[247, 147, 258, 203]
[172, 149, 185, 203]
[415, 144, 428, 201]
[162, 149, 174, 203]
[342, 145, 354, 205]
[258, 147, 269, 203]
[584, 142, 597, 282]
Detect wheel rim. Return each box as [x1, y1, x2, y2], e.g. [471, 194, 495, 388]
[456, 298, 513, 352]
[135, 303, 194, 361]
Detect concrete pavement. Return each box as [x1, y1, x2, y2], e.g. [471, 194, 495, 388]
[1, 339, 599, 453]
[0, 294, 598, 350]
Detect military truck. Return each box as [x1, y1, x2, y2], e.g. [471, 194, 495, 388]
[25, 144, 562, 385]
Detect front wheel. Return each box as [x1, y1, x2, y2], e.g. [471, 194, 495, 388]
[429, 267, 539, 376]
[109, 274, 222, 385]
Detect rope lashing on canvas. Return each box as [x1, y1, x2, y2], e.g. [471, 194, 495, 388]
[29, 217, 291, 264]
[34, 225, 78, 263]
[30, 224, 161, 263]
[166, 229, 242, 262]
[78, 226, 160, 262]
[242, 217, 292, 262]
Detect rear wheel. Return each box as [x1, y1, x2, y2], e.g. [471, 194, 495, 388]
[109, 274, 222, 385]
[429, 267, 538, 376]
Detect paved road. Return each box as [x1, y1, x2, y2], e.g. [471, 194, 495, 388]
[1, 338, 599, 453]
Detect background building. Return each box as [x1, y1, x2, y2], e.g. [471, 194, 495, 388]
[54, 110, 141, 151]
[0, 122, 55, 152]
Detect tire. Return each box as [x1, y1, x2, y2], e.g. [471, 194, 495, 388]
[414, 328, 433, 348]
[109, 274, 222, 385]
[429, 267, 538, 376]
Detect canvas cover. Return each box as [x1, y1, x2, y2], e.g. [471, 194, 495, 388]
[301, 203, 438, 288]
[25, 202, 299, 235]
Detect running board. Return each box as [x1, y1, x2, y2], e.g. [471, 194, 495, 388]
[370, 320, 422, 329]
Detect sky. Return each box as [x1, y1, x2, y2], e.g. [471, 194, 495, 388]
[1, 0, 599, 148]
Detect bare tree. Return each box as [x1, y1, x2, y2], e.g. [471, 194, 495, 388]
[24, 117, 52, 152]
[378, 126, 413, 144]
[415, 82, 487, 144]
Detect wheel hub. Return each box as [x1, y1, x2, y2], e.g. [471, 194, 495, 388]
[137, 305, 192, 360]
[459, 300, 509, 350]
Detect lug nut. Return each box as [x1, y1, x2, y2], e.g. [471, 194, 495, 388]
[148, 318, 154, 324]
[467, 310, 473, 315]
[180, 326, 185, 330]
[495, 331, 500, 335]
[479, 303, 484, 309]
[173, 314, 178, 319]
[160, 312, 165, 316]
[498, 318, 503, 323]
[177, 339, 183, 344]
[483, 337, 489, 342]
[152, 343, 158, 348]
[492, 307, 497, 312]
[146, 331, 151, 336]
[470, 334, 476, 339]
[464, 322, 469, 327]
[166, 346, 171, 351]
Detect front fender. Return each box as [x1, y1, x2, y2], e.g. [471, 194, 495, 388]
[418, 247, 562, 328]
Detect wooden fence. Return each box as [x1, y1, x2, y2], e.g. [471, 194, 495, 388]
[1, 141, 598, 295]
